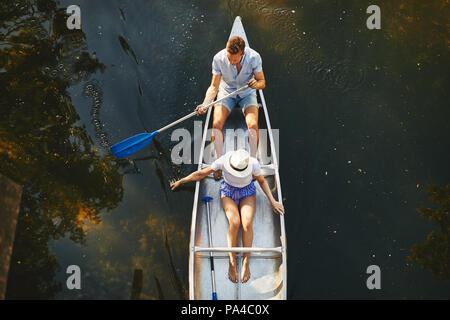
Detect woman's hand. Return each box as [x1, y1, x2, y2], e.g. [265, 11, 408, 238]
[271, 200, 285, 215]
[170, 168, 213, 191]
[170, 179, 182, 191]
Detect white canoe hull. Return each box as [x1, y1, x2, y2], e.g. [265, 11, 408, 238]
[189, 16, 287, 300]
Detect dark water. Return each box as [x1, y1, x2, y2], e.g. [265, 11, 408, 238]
[1, 0, 449, 299]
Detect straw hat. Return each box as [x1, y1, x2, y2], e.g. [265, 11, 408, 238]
[223, 149, 252, 178]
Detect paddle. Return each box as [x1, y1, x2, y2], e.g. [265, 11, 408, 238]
[202, 196, 217, 300]
[110, 85, 249, 158]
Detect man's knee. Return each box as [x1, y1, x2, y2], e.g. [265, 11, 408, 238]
[246, 116, 259, 133]
[212, 120, 225, 131]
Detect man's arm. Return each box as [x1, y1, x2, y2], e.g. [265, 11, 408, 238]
[248, 70, 265, 90]
[195, 74, 222, 115]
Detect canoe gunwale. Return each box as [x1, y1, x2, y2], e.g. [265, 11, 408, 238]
[188, 106, 213, 300]
[258, 89, 288, 299]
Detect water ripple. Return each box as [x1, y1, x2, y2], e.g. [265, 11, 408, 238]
[82, 80, 110, 150]
[227, 0, 366, 92]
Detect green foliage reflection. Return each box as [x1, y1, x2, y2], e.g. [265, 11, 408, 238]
[0, 1, 123, 298]
[408, 184, 450, 280]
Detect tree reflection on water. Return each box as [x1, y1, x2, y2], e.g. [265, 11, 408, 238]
[408, 184, 450, 280]
[0, 1, 124, 298]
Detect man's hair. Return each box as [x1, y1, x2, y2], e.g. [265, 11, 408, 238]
[227, 36, 245, 54]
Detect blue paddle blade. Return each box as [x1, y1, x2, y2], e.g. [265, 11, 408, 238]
[110, 131, 158, 158]
[212, 292, 217, 300]
[202, 196, 213, 203]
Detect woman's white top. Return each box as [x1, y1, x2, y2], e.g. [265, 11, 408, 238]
[211, 153, 262, 188]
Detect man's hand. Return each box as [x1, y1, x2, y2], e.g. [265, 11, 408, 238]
[195, 104, 208, 116]
[247, 78, 258, 89]
[271, 200, 285, 215]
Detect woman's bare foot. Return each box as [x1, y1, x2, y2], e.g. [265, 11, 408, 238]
[228, 261, 239, 283]
[241, 256, 251, 283]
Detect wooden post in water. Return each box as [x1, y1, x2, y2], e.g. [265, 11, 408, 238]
[130, 269, 143, 300]
[0, 174, 23, 300]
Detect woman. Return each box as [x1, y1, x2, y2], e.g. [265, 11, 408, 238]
[171, 149, 284, 283]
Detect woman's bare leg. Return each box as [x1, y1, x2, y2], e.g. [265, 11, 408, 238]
[221, 196, 240, 283]
[239, 195, 256, 282]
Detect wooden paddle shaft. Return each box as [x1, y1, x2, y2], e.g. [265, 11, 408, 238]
[157, 85, 249, 133]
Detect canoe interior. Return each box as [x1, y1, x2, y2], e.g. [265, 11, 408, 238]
[193, 99, 283, 300]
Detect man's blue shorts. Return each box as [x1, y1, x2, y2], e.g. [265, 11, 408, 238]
[216, 90, 258, 113]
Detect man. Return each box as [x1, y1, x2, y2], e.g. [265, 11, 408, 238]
[171, 149, 284, 283]
[195, 36, 266, 180]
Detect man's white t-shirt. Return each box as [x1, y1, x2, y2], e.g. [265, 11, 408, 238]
[211, 152, 262, 188]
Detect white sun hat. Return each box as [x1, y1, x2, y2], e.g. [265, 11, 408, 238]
[223, 149, 253, 178]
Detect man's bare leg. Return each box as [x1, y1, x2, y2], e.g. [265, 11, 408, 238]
[221, 196, 241, 283]
[244, 106, 259, 158]
[239, 195, 256, 283]
[212, 104, 230, 179]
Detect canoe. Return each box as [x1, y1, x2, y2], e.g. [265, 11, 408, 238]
[189, 16, 287, 300]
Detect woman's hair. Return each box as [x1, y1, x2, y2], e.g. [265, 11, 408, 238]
[227, 36, 245, 54]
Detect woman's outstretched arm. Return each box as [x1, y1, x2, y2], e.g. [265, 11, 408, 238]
[170, 167, 214, 190]
[255, 174, 285, 215]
